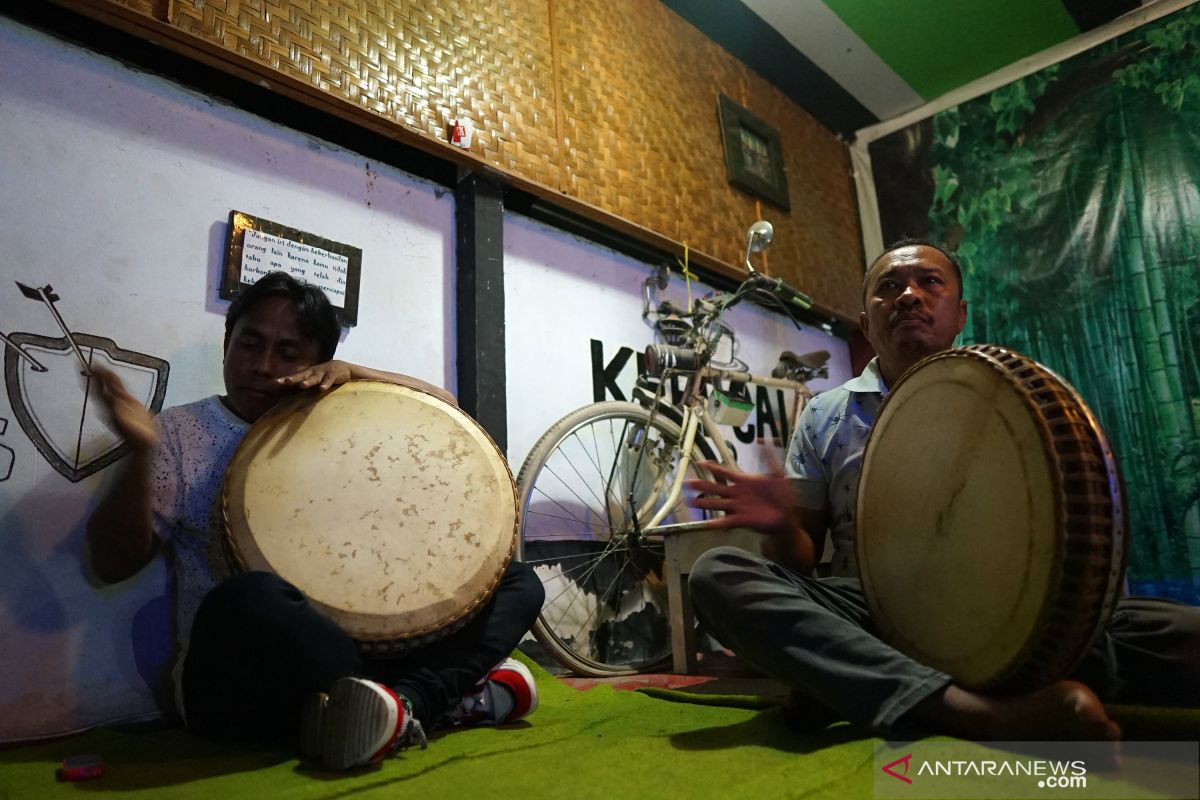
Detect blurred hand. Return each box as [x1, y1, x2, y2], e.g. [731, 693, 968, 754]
[92, 366, 159, 453]
[686, 460, 797, 538]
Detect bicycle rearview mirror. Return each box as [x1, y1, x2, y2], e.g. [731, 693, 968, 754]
[642, 262, 671, 318]
[651, 262, 670, 290]
[743, 220, 773, 273]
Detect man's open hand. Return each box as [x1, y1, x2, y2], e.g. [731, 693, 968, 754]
[685, 461, 797, 538]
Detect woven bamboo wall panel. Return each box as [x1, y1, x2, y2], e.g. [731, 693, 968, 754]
[110, 0, 166, 18]
[170, 0, 561, 186]
[556, 0, 862, 316]
[90, 0, 862, 316]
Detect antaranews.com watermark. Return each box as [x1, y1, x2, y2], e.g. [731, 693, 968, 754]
[874, 741, 1199, 799]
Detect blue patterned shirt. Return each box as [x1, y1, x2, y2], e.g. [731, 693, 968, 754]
[786, 358, 887, 577]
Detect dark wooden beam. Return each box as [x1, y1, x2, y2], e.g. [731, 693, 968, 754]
[455, 171, 508, 450]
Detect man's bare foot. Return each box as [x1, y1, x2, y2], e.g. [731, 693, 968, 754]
[914, 680, 1121, 742]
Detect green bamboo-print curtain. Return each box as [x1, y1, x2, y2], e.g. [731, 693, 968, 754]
[870, 8, 1200, 602]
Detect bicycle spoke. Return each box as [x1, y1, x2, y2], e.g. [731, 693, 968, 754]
[568, 417, 637, 534]
[572, 556, 635, 649]
[548, 542, 666, 660]
[521, 549, 614, 567]
[560, 429, 614, 510]
[549, 539, 627, 598]
[519, 404, 700, 673]
[613, 433, 657, 530]
[603, 420, 633, 531]
[523, 506, 614, 532]
[577, 420, 613, 492]
[531, 552, 617, 587]
[536, 463, 609, 530]
[538, 535, 629, 598]
[542, 576, 588, 615]
[606, 420, 646, 529]
[552, 546, 629, 583]
[548, 564, 602, 634]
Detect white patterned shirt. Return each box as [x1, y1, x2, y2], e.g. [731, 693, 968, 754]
[786, 358, 888, 577]
[149, 396, 249, 679]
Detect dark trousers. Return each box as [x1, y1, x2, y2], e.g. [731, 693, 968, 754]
[181, 561, 544, 744]
[690, 546, 1200, 735]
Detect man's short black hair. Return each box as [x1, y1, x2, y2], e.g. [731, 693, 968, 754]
[862, 237, 965, 305]
[224, 271, 341, 362]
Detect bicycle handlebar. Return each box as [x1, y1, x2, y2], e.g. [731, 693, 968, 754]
[744, 273, 813, 310]
[643, 270, 817, 380]
[653, 274, 813, 322]
[656, 299, 688, 317]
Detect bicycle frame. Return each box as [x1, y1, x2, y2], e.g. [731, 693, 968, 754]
[519, 227, 826, 676]
[635, 366, 813, 536]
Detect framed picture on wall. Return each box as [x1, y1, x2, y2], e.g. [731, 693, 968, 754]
[717, 95, 791, 211]
[220, 210, 363, 327]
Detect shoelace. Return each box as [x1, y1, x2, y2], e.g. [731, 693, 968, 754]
[392, 717, 428, 752]
[458, 692, 488, 717]
[381, 696, 429, 754]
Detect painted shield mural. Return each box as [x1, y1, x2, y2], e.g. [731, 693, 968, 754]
[4, 333, 169, 482]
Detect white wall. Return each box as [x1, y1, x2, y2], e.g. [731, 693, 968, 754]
[0, 17, 453, 741]
[504, 214, 852, 473]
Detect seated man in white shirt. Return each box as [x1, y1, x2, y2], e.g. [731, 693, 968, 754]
[88, 271, 542, 770]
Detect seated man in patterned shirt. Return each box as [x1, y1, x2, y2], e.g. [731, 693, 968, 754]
[686, 240, 1200, 741]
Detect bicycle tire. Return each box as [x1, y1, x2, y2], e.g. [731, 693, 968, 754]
[516, 401, 716, 677]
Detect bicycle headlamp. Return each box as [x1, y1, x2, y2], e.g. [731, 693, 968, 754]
[644, 344, 701, 377]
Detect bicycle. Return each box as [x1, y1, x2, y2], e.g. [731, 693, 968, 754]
[516, 222, 830, 677]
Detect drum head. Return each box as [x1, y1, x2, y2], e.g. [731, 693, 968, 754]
[856, 347, 1124, 692]
[224, 381, 516, 645]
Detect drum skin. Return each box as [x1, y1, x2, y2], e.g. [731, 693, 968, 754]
[855, 345, 1127, 693]
[223, 381, 517, 653]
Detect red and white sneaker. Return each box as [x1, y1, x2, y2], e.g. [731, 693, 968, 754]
[300, 678, 427, 770]
[445, 658, 539, 727]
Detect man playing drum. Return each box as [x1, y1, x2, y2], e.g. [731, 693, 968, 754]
[687, 240, 1200, 741]
[87, 271, 544, 770]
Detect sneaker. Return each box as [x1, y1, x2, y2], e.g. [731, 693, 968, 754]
[444, 658, 539, 727]
[300, 678, 427, 770]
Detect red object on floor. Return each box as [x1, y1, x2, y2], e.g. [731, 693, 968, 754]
[560, 673, 716, 692]
[59, 755, 105, 781]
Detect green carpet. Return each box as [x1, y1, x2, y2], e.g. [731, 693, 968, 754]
[636, 686, 1200, 740]
[3, 659, 1197, 800]
[0, 658, 876, 800]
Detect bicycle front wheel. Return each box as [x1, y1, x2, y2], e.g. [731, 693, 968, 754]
[516, 401, 715, 676]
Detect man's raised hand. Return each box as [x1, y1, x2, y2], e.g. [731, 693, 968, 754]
[686, 460, 797, 539]
[92, 366, 160, 453]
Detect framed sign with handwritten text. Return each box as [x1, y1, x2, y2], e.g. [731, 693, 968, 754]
[220, 211, 362, 326]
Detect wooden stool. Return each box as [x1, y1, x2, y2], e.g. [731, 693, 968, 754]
[662, 528, 764, 674]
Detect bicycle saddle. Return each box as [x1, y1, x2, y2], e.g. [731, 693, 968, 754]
[779, 350, 830, 369]
[772, 350, 830, 380]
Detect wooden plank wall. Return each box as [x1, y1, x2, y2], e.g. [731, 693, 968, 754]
[58, 0, 864, 320]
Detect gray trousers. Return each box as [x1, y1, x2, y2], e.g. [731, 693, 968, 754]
[689, 546, 1200, 735]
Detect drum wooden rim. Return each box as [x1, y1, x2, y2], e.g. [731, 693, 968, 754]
[222, 381, 517, 649]
[855, 345, 1127, 693]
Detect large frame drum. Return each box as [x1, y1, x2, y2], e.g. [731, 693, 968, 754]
[223, 381, 517, 654]
[856, 345, 1127, 693]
